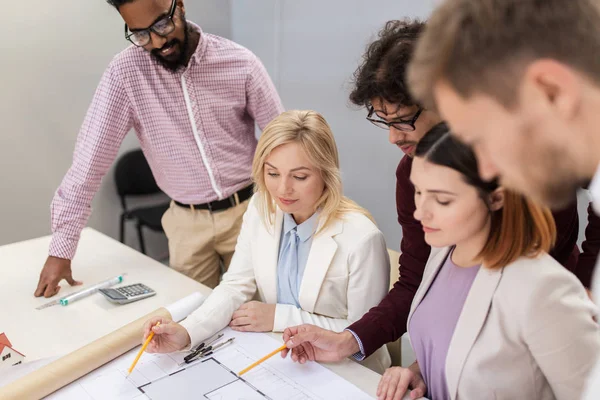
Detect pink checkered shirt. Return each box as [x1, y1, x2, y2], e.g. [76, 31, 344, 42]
[49, 23, 284, 260]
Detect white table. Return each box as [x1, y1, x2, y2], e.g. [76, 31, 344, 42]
[0, 228, 383, 397]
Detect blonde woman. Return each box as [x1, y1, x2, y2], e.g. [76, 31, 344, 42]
[142, 110, 391, 372]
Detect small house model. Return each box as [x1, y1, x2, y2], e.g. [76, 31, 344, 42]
[0, 333, 25, 368]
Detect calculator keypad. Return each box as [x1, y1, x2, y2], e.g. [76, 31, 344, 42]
[116, 284, 152, 297]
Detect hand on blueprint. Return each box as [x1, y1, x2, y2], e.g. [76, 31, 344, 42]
[282, 325, 359, 363]
[377, 364, 426, 400]
[143, 317, 191, 353]
[229, 301, 275, 332]
[34, 256, 82, 298]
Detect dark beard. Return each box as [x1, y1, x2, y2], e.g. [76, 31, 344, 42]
[150, 19, 190, 72]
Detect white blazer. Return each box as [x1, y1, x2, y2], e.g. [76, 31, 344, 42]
[408, 247, 600, 400]
[180, 196, 391, 372]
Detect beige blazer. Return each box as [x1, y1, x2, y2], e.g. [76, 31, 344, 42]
[408, 247, 600, 400]
[181, 196, 391, 372]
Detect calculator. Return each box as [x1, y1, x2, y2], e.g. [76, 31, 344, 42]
[99, 283, 156, 304]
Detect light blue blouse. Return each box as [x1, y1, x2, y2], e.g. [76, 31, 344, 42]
[276, 211, 320, 307]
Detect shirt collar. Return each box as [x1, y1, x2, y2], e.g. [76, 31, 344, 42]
[186, 21, 207, 66]
[590, 163, 600, 215]
[282, 211, 320, 242]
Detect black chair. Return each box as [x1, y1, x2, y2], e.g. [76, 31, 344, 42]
[114, 149, 170, 255]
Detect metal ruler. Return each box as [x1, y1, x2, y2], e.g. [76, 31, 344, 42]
[36, 299, 61, 310]
[35, 274, 125, 310]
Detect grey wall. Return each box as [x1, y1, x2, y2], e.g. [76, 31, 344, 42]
[2, 0, 593, 260]
[232, 0, 439, 250]
[0, 1, 231, 260]
[578, 190, 593, 247]
[1, 1, 128, 248]
[231, 0, 595, 251]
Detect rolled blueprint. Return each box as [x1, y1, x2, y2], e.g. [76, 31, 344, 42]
[0, 292, 205, 400]
[167, 291, 204, 321]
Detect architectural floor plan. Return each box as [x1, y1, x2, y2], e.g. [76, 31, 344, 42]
[24, 329, 373, 400]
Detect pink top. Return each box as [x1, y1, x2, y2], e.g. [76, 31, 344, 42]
[49, 23, 284, 260]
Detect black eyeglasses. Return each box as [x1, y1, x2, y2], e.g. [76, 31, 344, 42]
[125, 0, 177, 47]
[366, 106, 423, 132]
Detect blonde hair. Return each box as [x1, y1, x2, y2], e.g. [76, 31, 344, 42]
[252, 110, 372, 233]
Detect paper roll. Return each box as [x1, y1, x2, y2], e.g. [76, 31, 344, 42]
[0, 292, 205, 400]
[166, 291, 205, 322]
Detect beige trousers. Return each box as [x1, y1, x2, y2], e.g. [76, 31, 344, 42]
[161, 198, 250, 288]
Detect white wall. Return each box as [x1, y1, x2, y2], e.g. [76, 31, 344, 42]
[0, 1, 231, 260]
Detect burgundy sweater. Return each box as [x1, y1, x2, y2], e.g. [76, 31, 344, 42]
[347, 156, 600, 357]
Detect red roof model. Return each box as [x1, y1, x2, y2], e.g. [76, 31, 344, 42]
[0, 333, 25, 357]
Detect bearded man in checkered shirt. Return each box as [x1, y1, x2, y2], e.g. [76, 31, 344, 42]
[34, 0, 283, 297]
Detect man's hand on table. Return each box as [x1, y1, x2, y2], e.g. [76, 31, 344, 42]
[34, 256, 82, 298]
[282, 324, 360, 363]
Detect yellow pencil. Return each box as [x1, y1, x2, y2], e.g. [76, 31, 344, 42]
[238, 344, 287, 376]
[128, 322, 160, 375]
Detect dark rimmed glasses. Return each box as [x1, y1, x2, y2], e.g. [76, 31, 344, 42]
[366, 106, 423, 132]
[125, 0, 176, 47]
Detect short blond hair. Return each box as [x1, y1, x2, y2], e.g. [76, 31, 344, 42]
[252, 110, 372, 233]
[408, 0, 600, 110]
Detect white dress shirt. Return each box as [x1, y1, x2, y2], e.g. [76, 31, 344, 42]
[582, 164, 600, 399]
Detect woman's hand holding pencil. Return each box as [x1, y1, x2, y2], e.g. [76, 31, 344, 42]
[238, 344, 288, 376]
[142, 317, 191, 354]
